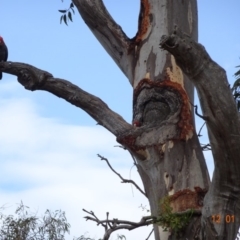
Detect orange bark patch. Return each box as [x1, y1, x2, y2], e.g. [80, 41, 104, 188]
[168, 187, 207, 212]
[134, 78, 193, 140]
[117, 134, 143, 152]
[117, 134, 152, 160]
[128, 0, 151, 54]
[135, 0, 151, 44]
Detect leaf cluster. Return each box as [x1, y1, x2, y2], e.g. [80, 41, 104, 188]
[75, 234, 125, 240]
[156, 197, 193, 235]
[59, 2, 75, 25]
[232, 64, 240, 111]
[0, 202, 70, 240]
[0, 202, 127, 240]
[75, 234, 95, 240]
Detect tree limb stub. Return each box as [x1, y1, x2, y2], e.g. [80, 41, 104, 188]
[160, 29, 240, 177]
[160, 29, 240, 137]
[160, 29, 240, 238]
[73, 0, 134, 84]
[0, 61, 132, 136]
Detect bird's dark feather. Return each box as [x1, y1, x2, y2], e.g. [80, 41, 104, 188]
[0, 39, 8, 80]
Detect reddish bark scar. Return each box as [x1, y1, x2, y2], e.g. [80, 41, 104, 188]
[135, 0, 151, 44]
[166, 187, 207, 212]
[134, 78, 193, 140]
[128, 0, 151, 53]
[118, 78, 193, 151]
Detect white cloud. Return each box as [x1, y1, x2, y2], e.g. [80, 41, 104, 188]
[0, 81, 151, 239]
[0, 81, 214, 239]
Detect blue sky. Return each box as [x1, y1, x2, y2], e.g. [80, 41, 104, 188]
[0, 1, 240, 239]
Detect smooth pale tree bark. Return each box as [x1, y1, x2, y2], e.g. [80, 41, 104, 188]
[0, 0, 240, 239]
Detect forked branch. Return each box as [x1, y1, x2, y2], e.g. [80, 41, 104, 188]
[72, 0, 134, 83]
[82, 208, 201, 240]
[97, 154, 146, 197]
[82, 209, 155, 240]
[160, 28, 240, 170]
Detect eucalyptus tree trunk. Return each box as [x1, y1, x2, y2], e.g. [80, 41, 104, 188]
[74, 0, 210, 239]
[1, 0, 240, 239]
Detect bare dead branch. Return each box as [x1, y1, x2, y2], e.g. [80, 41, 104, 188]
[146, 228, 154, 240]
[97, 154, 147, 197]
[160, 28, 240, 132]
[160, 27, 240, 173]
[198, 122, 206, 137]
[114, 145, 127, 150]
[0, 61, 132, 136]
[72, 0, 134, 84]
[82, 209, 155, 240]
[193, 104, 208, 121]
[129, 151, 137, 166]
[82, 208, 202, 240]
[201, 143, 212, 151]
[189, 102, 208, 121]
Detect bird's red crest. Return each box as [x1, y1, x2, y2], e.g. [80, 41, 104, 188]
[0, 36, 3, 43]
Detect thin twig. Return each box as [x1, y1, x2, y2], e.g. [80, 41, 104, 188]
[129, 152, 140, 196]
[106, 212, 112, 229]
[146, 228, 154, 240]
[97, 154, 146, 197]
[129, 164, 136, 197]
[200, 143, 212, 151]
[197, 122, 206, 137]
[114, 145, 127, 150]
[190, 103, 208, 121]
[83, 209, 155, 240]
[129, 151, 137, 165]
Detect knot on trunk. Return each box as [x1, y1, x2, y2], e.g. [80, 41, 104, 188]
[133, 78, 193, 140]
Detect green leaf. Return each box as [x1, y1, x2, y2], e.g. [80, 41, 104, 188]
[70, 2, 74, 8]
[63, 14, 68, 25]
[58, 9, 67, 13]
[68, 11, 73, 22]
[233, 93, 240, 99]
[60, 15, 63, 24]
[237, 101, 240, 111]
[232, 79, 240, 90]
[234, 69, 240, 77]
[71, 7, 75, 14]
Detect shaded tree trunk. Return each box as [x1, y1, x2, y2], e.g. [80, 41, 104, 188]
[1, 0, 240, 239]
[75, 0, 209, 239]
[116, 1, 210, 239]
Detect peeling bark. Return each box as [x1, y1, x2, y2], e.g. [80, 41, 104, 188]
[1, 0, 239, 239]
[0, 61, 131, 136]
[160, 29, 240, 239]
